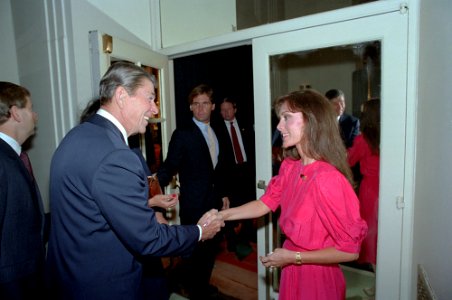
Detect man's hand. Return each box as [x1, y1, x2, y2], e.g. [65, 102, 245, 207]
[197, 209, 225, 241]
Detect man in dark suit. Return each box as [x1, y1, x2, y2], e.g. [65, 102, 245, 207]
[325, 89, 360, 148]
[0, 82, 46, 299]
[79, 98, 173, 300]
[214, 98, 256, 255]
[157, 84, 228, 299]
[46, 62, 224, 300]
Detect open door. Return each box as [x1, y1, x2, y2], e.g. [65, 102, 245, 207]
[89, 31, 173, 166]
[253, 9, 409, 300]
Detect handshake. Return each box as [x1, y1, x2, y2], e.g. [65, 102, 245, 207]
[197, 209, 225, 241]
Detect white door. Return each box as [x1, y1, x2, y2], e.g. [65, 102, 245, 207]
[253, 10, 409, 300]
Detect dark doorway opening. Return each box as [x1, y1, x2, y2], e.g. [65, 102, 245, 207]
[173, 45, 254, 129]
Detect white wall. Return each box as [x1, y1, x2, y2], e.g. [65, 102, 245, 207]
[7, 0, 157, 210]
[160, 0, 236, 47]
[86, 0, 153, 46]
[69, 0, 154, 114]
[0, 0, 19, 83]
[413, 0, 452, 298]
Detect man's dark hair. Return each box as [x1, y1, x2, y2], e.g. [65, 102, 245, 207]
[325, 89, 344, 100]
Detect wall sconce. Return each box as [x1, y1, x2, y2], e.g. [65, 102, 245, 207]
[102, 34, 113, 54]
[299, 84, 312, 91]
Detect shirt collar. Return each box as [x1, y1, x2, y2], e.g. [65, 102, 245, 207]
[97, 109, 129, 145]
[0, 132, 21, 155]
[192, 117, 210, 130]
[224, 118, 237, 125]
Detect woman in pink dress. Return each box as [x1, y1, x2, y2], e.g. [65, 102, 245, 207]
[347, 98, 380, 294]
[219, 90, 367, 299]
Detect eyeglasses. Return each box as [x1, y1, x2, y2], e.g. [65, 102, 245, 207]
[191, 101, 212, 108]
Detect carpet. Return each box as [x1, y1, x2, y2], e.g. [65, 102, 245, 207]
[216, 241, 257, 273]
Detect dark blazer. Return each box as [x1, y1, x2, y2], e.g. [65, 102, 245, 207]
[46, 114, 199, 300]
[0, 139, 45, 285]
[213, 119, 256, 205]
[339, 113, 360, 148]
[157, 120, 224, 224]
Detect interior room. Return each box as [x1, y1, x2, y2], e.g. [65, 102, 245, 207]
[1, 0, 451, 299]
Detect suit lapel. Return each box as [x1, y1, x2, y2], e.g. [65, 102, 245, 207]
[0, 139, 33, 183]
[190, 120, 215, 169]
[0, 139, 45, 232]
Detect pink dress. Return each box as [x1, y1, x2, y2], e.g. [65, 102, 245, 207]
[261, 159, 367, 300]
[347, 134, 380, 265]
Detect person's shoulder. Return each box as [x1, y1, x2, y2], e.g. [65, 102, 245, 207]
[342, 113, 357, 120]
[169, 122, 200, 143]
[353, 134, 365, 143]
[347, 113, 360, 123]
[279, 157, 299, 171]
[173, 121, 198, 134]
[309, 161, 342, 180]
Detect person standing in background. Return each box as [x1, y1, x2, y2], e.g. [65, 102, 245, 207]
[157, 84, 228, 299]
[214, 97, 256, 256]
[46, 62, 224, 300]
[218, 90, 367, 300]
[325, 89, 360, 148]
[347, 98, 381, 297]
[0, 81, 47, 299]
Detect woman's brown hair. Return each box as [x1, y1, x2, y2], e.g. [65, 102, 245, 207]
[274, 89, 354, 185]
[360, 98, 380, 155]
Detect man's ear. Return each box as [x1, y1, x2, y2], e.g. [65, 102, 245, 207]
[114, 87, 128, 108]
[9, 105, 22, 122]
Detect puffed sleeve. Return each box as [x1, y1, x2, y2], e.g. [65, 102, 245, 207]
[260, 159, 293, 211]
[314, 171, 368, 253]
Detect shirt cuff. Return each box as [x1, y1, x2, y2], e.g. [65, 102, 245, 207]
[197, 224, 202, 241]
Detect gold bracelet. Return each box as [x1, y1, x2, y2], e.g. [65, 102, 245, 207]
[295, 252, 302, 265]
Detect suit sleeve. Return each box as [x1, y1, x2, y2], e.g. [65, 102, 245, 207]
[157, 129, 185, 187]
[91, 148, 198, 257]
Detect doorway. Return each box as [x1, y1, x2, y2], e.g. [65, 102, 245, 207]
[253, 9, 408, 299]
[173, 45, 258, 299]
[173, 45, 254, 129]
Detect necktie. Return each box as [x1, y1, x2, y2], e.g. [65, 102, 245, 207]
[207, 124, 217, 166]
[230, 121, 244, 164]
[20, 151, 35, 181]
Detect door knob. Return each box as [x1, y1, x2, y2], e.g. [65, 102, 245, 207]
[257, 180, 267, 190]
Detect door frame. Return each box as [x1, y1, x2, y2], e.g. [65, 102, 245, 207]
[252, 9, 410, 300]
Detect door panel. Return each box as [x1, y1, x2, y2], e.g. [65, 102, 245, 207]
[253, 10, 408, 300]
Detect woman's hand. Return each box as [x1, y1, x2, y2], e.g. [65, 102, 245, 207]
[155, 212, 169, 225]
[147, 193, 178, 210]
[259, 248, 294, 268]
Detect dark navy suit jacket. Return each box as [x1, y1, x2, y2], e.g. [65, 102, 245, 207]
[339, 113, 360, 148]
[157, 120, 225, 225]
[213, 118, 256, 205]
[0, 139, 45, 284]
[46, 114, 199, 300]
